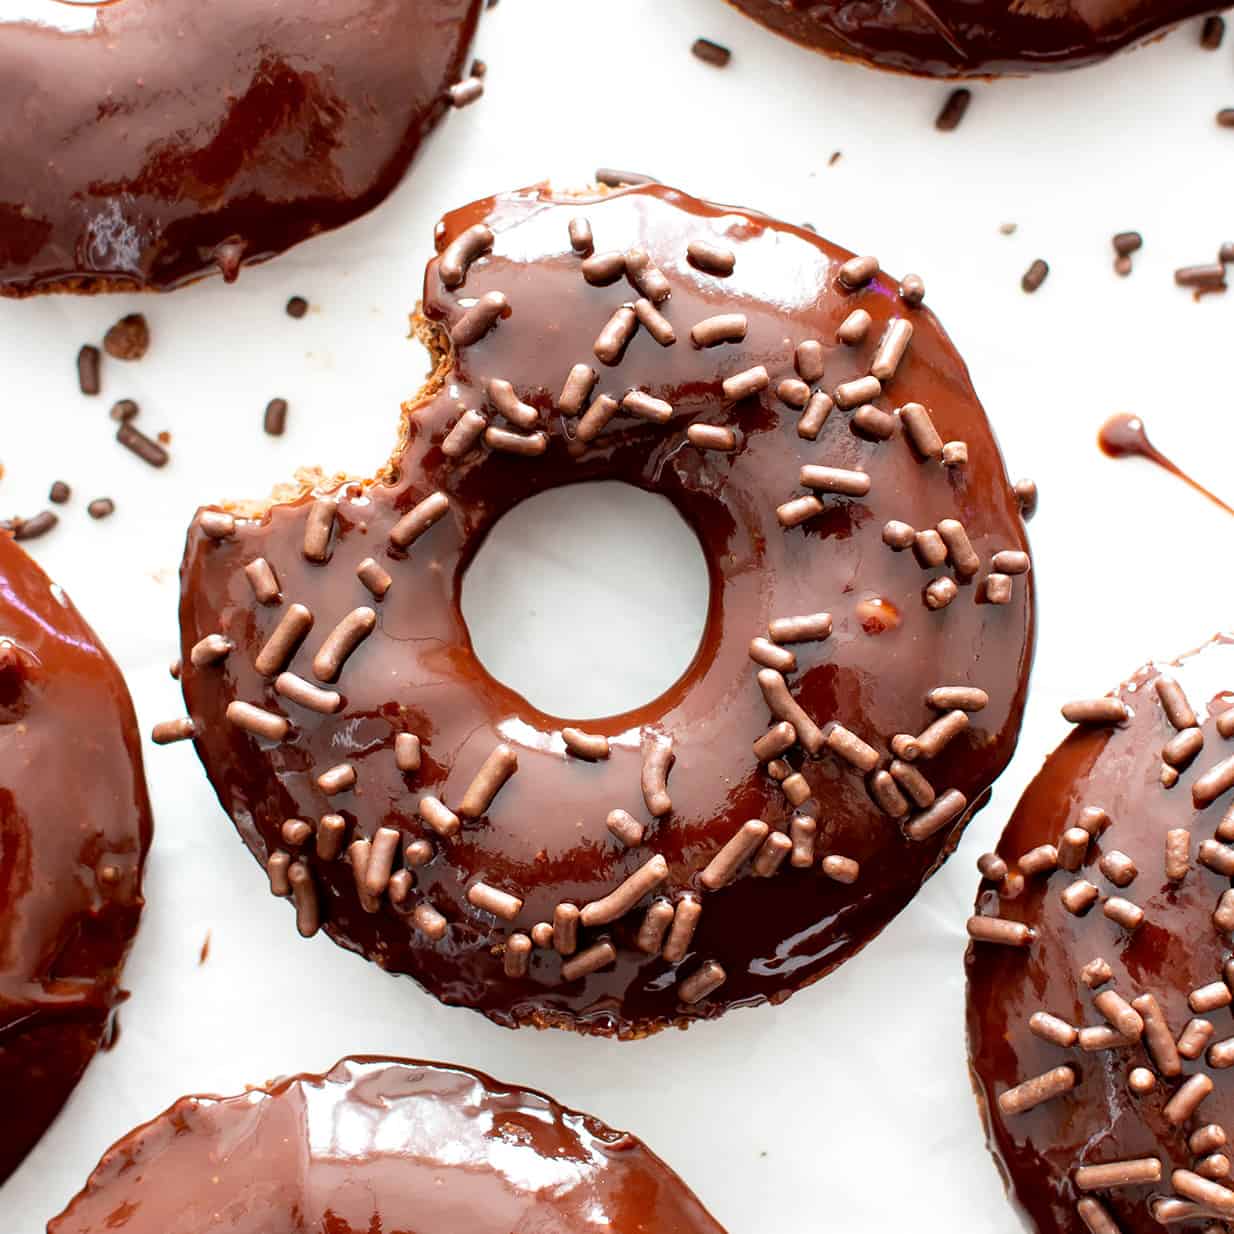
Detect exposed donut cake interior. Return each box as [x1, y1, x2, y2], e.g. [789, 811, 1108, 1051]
[0, 0, 483, 294]
[0, 532, 151, 1185]
[47, 1056, 728, 1233]
[967, 633, 1234, 1234]
[173, 180, 1034, 1038]
[724, 0, 1224, 76]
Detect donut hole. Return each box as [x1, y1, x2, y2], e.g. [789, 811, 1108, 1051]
[461, 482, 710, 721]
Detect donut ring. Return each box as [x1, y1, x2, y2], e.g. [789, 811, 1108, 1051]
[724, 0, 1224, 77]
[175, 181, 1034, 1037]
[48, 1056, 727, 1232]
[0, 532, 151, 1185]
[967, 633, 1234, 1234]
[0, 0, 482, 295]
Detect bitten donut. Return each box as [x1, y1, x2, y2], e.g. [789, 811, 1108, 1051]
[0, 0, 482, 295]
[725, 0, 1225, 76]
[968, 634, 1234, 1234]
[173, 181, 1034, 1038]
[48, 1056, 727, 1233]
[0, 532, 151, 1185]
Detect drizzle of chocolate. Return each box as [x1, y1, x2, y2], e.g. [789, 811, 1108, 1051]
[178, 182, 1034, 1037]
[0, 0, 482, 294]
[724, 0, 1219, 76]
[47, 1057, 726, 1234]
[967, 634, 1234, 1234]
[0, 532, 151, 1183]
[1099, 413, 1234, 518]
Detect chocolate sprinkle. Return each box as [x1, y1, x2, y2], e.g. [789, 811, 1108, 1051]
[691, 37, 732, 67]
[116, 421, 169, 468]
[935, 88, 972, 132]
[76, 344, 101, 395]
[1021, 259, 1049, 294]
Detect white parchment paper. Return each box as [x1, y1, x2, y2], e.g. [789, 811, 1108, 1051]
[2, 2, 1233, 1229]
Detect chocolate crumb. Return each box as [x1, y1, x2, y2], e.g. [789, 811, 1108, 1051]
[285, 295, 309, 319]
[1175, 263, 1227, 291]
[5, 511, 58, 541]
[103, 313, 150, 361]
[1021, 259, 1049, 293]
[116, 421, 169, 468]
[48, 481, 70, 504]
[1113, 231, 1142, 256]
[691, 37, 731, 66]
[199, 930, 211, 965]
[77, 344, 101, 395]
[1218, 109, 1234, 128]
[449, 76, 484, 108]
[828, 150, 842, 166]
[87, 497, 115, 520]
[1220, 241, 1234, 264]
[470, 58, 487, 77]
[595, 167, 658, 188]
[109, 398, 139, 422]
[935, 88, 971, 132]
[1202, 15, 1225, 47]
[264, 398, 289, 436]
[999, 223, 1017, 236]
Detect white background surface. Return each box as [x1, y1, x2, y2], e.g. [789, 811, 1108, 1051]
[2, 1, 1234, 1229]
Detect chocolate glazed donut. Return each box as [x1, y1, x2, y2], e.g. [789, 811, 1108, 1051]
[967, 634, 1234, 1234]
[48, 1056, 727, 1233]
[0, 533, 151, 1185]
[0, 0, 482, 295]
[725, 0, 1227, 76]
[175, 182, 1034, 1037]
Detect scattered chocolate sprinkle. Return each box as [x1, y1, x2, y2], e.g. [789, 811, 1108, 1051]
[1014, 478, 1039, 519]
[263, 398, 289, 436]
[687, 423, 737, 451]
[451, 290, 508, 346]
[723, 365, 769, 402]
[459, 744, 518, 819]
[581, 855, 669, 928]
[1078, 1025, 1133, 1052]
[800, 464, 871, 497]
[924, 577, 958, 610]
[316, 815, 346, 861]
[606, 808, 645, 848]
[109, 398, 138, 423]
[1021, 259, 1049, 293]
[1094, 989, 1144, 1038]
[776, 494, 823, 528]
[691, 36, 731, 66]
[1103, 896, 1143, 930]
[851, 405, 896, 440]
[622, 390, 673, 424]
[503, 933, 532, 978]
[624, 248, 671, 303]
[687, 239, 735, 276]
[484, 425, 548, 456]
[575, 394, 620, 445]
[285, 296, 308, 319]
[795, 339, 825, 383]
[317, 763, 357, 796]
[394, 733, 421, 774]
[837, 308, 871, 345]
[640, 729, 675, 817]
[190, 633, 233, 668]
[757, 669, 823, 753]
[870, 320, 914, 380]
[467, 880, 522, 922]
[797, 391, 833, 440]
[1029, 1011, 1077, 1047]
[414, 902, 448, 941]
[267, 851, 292, 897]
[749, 637, 796, 673]
[899, 274, 926, 306]
[198, 509, 236, 540]
[389, 490, 449, 549]
[636, 900, 676, 953]
[1075, 1159, 1161, 1191]
[76, 344, 101, 395]
[594, 168, 658, 187]
[281, 819, 312, 848]
[355, 557, 393, 600]
[833, 375, 881, 410]
[1195, 755, 1234, 807]
[662, 895, 702, 963]
[531, 922, 554, 949]
[1219, 109, 1234, 128]
[691, 313, 748, 348]
[678, 960, 726, 1004]
[152, 717, 195, 745]
[1202, 14, 1226, 46]
[5, 511, 58, 541]
[633, 297, 676, 346]
[48, 480, 70, 505]
[891, 760, 935, 808]
[562, 727, 610, 760]
[838, 254, 879, 290]
[824, 855, 861, 883]
[941, 440, 968, 468]
[440, 223, 494, 289]
[938, 518, 980, 577]
[487, 378, 539, 429]
[789, 815, 816, 867]
[1061, 880, 1099, 914]
[561, 939, 617, 981]
[363, 827, 401, 898]
[593, 305, 639, 365]
[582, 251, 626, 286]
[1057, 827, 1090, 871]
[1127, 1067, 1156, 1095]
[824, 723, 879, 772]
[568, 217, 593, 255]
[116, 421, 168, 467]
[1062, 698, 1129, 726]
[103, 314, 150, 361]
[700, 819, 769, 891]
[869, 769, 909, 817]
[275, 671, 341, 715]
[927, 685, 988, 712]
[255, 603, 314, 676]
[1175, 262, 1227, 290]
[244, 558, 280, 605]
[753, 832, 793, 876]
[1165, 1074, 1214, 1125]
[906, 787, 966, 840]
[558, 364, 597, 414]
[405, 839, 433, 868]
[448, 75, 484, 108]
[935, 88, 971, 132]
[777, 378, 811, 409]
[1083, 958, 1114, 989]
[882, 520, 916, 551]
[1018, 844, 1058, 878]
[997, 1065, 1075, 1115]
[227, 700, 289, 742]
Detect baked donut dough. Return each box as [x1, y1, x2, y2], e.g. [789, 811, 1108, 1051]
[725, 0, 1226, 76]
[0, 532, 151, 1185]
[48, 1056, 727, 1233]
[176, 181, 1034, 1037]
[967, 633, 1234, 1234]
[0, 0, 482, 295]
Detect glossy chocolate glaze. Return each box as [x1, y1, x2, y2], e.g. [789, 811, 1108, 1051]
[48, 1056, 726, 1234]
[178, 182, 1034, 1037]
[967, 635, 1234, 1233]
[0, 532, 151, 1185]
[726, 0, 1226, 76]
[0, 0, 482, 295]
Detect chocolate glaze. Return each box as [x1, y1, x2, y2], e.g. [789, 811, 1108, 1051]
[1099, 412, 1234, 518]
[48, 1056, 726, 1234]
[178, 182, 1034, 1037]
[0, 532, 151, 1185]
[726, 0, 1226, 76]
[0, 0, 482, 295]
[967, 634, 1234, 1234]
